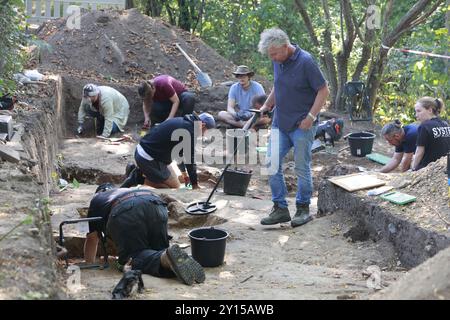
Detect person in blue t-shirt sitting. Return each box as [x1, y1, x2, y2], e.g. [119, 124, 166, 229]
[380, 119, 418, 173]
[217, 65, 265, 128]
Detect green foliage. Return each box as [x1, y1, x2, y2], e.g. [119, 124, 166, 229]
[375, 4, 448, 125]
[0, 214, 33, 242]
[21, 291, 49, 300]
[0, 1, 27, 95]
[199, 0, 314, 79]
[71, 178, 80, 189]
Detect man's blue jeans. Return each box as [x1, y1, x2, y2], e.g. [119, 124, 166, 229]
[266, 126, 317, 208]
[84, 108, 120, 136]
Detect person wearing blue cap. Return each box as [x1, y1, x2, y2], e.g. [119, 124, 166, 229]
[121, 113, 216, 189]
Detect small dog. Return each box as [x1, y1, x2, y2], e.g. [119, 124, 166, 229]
[111, 270, 144, 299]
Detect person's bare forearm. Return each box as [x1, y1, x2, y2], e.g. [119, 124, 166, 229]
[380, 159, 401, 173]
[380, 152, 403, 173]
[260, 87, 275, 113]
[227, 100, 236, 115]
[309, 85, 329, 117]
[143, 102, 151, 121]
[412, 146, 425, 170]
[399, 153, 413, 172]
[168, 101, 179, 119]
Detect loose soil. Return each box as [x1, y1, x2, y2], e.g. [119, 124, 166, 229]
[1, 8, 448, 300]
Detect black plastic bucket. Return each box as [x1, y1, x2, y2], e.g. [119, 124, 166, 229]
[188, 227, 229, 267]
[347, 132, 375, 157]
[223, 168, 252, 196]
[226, 129, 249, 157]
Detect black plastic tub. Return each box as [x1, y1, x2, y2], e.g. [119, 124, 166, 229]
[223, 168, 252, 196]
[226, 129, 249, 157]
[347, 132, 376, 157]
[188, 227, 229, 267]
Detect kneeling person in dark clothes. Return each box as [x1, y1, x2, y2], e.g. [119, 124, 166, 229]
[83, 184, 205, 285]
[121, 113, 216, 189]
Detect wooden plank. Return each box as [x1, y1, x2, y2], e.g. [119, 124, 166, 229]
[54, 1, 61, 17]
[0, 145, 21, 163]
[35, 0, 42, 17]
[26, 0, 33, 17]
[45, 0, 52, 18]
[328, 173, 386, 192]
[27, 0, 127, 23]
[62, 1, 69, 17]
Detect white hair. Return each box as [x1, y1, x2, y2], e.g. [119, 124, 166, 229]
[258, 28, 290, 55]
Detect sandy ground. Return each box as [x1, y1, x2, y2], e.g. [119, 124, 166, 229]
[50, 137, 405, 300]
[52, 186, 403, 300]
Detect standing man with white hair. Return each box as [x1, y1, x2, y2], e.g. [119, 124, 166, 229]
[77, 84, 130, 138]
[258, 28, 329, 228]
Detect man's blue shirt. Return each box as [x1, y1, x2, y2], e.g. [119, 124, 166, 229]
[272, 45, 327, 132]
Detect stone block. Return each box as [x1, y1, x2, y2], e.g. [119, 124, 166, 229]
[0, 144, 21, 163]
[0, 115, 13, 140]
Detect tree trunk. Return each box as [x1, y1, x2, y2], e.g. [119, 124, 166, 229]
[165, 2, 176, 25]
[335, 0, 356, 110]
[144, 0, 163, 17]
[191, 0, 205, 34]
[352, 0, 375, 81]
[352, 29, 374, 81]
[320, 0, 338, 108]
[125, 0, 134, 9]
[229, 2, 242, 63]
[178, 0, 191, 31]
[366, 47, 389, 113]
[366, 0, 442, 110]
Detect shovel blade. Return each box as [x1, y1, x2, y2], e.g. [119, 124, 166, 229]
[196, 72, 212, 87]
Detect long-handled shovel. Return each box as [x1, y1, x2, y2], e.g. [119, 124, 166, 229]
[175, 43, 212, 88]
[185, 110, 261, 215]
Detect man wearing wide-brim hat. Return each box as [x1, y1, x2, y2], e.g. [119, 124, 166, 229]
[217, 65, 265, 128]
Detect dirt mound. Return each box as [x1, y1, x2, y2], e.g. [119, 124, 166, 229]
[36, 8, 236, 88]
[374, 245, 450, 299]
[389, 157, 449, 222]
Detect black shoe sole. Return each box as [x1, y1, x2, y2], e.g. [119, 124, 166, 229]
[167, 245, 205, 285]
[260, 216, 291, 225]
[291, 216, 313, 228]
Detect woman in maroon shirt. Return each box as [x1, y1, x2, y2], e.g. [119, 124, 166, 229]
[138, 75, 196, 128]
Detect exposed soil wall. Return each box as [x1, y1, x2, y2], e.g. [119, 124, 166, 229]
[0, 78, 65, 299]
[373, 245, 450, 299]
[318, 178, 450, 268]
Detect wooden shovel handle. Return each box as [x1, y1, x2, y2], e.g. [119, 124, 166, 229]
[175, 43, 202, 73]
